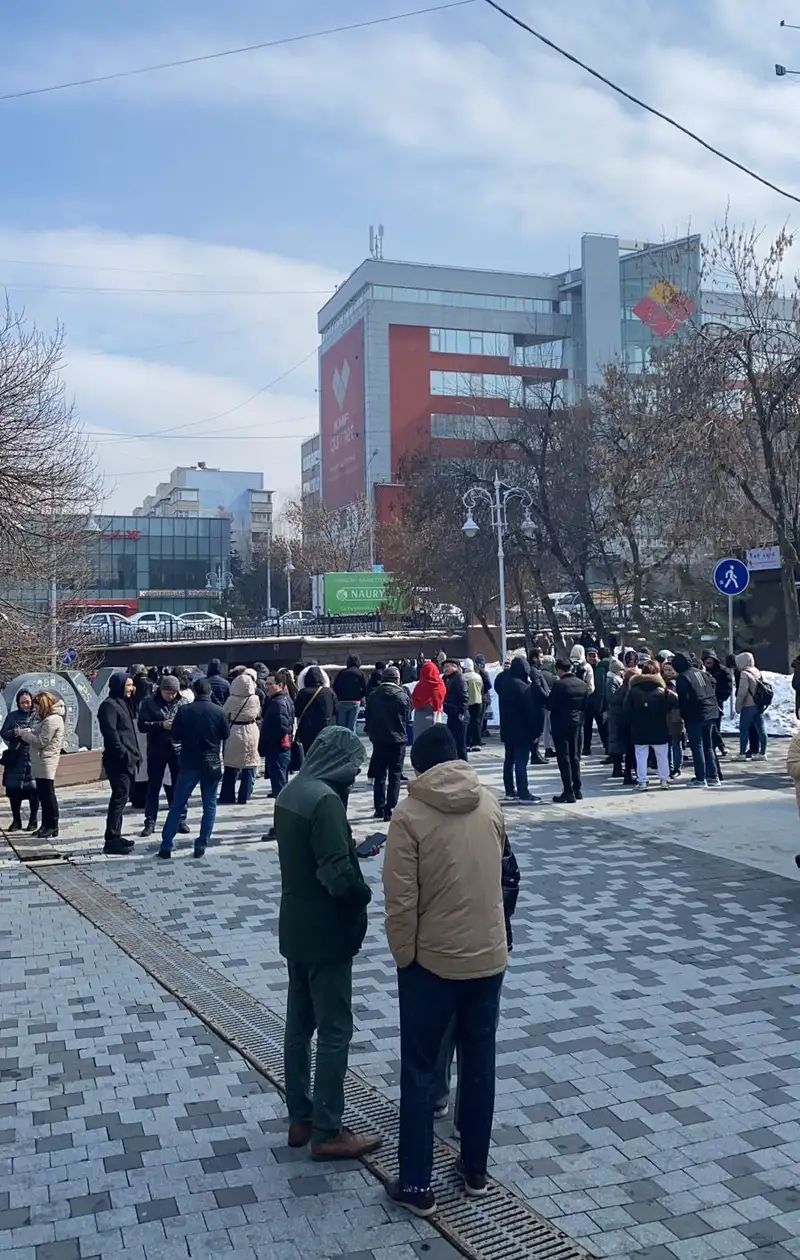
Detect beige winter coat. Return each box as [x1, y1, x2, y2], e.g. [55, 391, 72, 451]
[787, 728, 800, 816]
[383, 761, 508, 980]
[222, 672, 261, 769]
[735, 652, 760, 713]
[17, 701, 66, 780]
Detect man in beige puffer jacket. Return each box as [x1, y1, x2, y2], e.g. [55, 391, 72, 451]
[382, 724, 506, 1217]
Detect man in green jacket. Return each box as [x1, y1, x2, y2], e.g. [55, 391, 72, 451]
[275, 725, 382, 1161]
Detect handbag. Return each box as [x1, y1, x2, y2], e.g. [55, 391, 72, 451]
[290, 686, 323, 772]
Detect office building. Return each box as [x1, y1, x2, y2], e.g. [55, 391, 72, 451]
[315, 234, 704, 520]
[301, 433, 321, 506]
[133, 464, 273, 567]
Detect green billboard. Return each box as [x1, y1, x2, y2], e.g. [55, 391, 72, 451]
[323, 571, 394, 614]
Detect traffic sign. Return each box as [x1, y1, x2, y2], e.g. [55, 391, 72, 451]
[713, 557, 749, 597]
[60, 647, 78, 666]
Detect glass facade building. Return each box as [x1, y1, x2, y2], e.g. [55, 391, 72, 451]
[87, 516, 231, 614]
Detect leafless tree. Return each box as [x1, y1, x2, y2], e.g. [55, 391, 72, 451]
[281, 494, 373, 576]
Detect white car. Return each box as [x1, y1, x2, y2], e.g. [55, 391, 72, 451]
[74, 612, 138, 643]
[178, 611, 230, 633]
[279, 610, 318, 631]
[128, 611, 186, 638]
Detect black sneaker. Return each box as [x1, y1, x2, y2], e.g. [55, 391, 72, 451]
[104, 839, 135, 856]
[552, 793, 576, 804]
[574, 789, 584, 800]
[385, 1180, 437, 1218]
[373, 810, 385, 820]
[156, 848, 172, 860]
[455, 1158, 488, 1197]
[193, 847, 206, 859]
[383, 809, 392, 823]
[261, 827, 276, 841]
[7, 822, 21, 833]
[140, 820, 155, 838]
[178, 822, 191, 835]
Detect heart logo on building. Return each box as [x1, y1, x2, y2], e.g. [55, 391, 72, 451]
[332, 360, 351, 410]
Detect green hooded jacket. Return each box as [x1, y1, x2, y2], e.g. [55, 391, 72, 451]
[275, 726, 371, 965]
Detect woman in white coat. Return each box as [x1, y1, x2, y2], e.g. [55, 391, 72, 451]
[219, 670, 261, 804]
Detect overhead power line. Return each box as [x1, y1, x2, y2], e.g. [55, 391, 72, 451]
[0, 282, 333, 297]
[483, 0, 800, 207]
[0, 1, 476, 103]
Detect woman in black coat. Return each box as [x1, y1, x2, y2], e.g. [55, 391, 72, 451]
[1, 689, 39, 831]
[293, 666, 338, 754]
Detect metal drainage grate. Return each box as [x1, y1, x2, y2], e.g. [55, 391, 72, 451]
[36, 862, 597, 1260]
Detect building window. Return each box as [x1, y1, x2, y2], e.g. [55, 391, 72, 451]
[373, 285, 561, 315]
[431, 413, 513, 441]
[430, 370, 522, 405]
[429, 328, 512, 356]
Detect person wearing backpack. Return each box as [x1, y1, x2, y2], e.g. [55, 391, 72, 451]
[672, 653, 721, 788]
[735, 652, 769, 760]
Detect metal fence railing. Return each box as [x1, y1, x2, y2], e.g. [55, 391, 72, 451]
[92, 611, 467, 647]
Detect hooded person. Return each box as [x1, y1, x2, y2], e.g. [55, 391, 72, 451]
[332, 654, 368, 732]
[461, 658, 485, 751]
[274, 726, 381, 1162]
[382, 724, 508, 1217]
[700, 650, 732, 756]
[1, 689, 38, 832]
[672, 653, 722, 786]
[411, 661, 447, 742]
[294, 665, 338, 755]
[252, 661, 270, 710]
[364, 665, 412, 822]
[219, 669, 262, 805]
[496, 656, 543, 804]
[98, 671, 142, 855]
[734, 651, 768, 760]
[569, 644, 595, 755]
[206, 658, 230, 706]
[137, 674, 191, 837]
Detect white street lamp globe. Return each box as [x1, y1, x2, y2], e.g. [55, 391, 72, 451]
[462, 513, 479, 540]
[521, 512, 536, 539]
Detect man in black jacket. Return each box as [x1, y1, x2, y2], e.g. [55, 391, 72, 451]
[474, 654, 492, 739]
[701, 650, 731, 757]
[547, 658, 589, 804]
[442, 660, 469, 761]
[365, 666, 412, 821]
[98, 671, 142, 856]
[673, 654, 721, 788]
[137, 674, 190, 837]
[158, 679, 230, 860]
[206, 658, 230, 706]
[332, 655, 368, 732]
[495, 657, 543, 804]
[259, 675, 296, 803]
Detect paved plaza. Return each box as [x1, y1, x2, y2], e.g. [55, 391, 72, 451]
[2, 744, 800, 1260]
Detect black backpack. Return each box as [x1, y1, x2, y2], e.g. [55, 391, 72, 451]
[753, 677, 774, 711]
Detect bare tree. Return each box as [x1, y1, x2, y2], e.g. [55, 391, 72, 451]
[281, 494, 373, 576]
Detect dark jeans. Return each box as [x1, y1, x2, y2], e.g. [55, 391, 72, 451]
[447, 713, 468, 762]
[686, 719, 719, 784]
[161, 769, 219, 853]
[503, 742, 530, 799]
[267, 749, 291, 798]
[711, 721, 726, 753]
[371, 743, 405, 815]
[7, 788, 38, 826]
[144, 745, 183, 825]
[467, 703, 483, 748]
[36, 779, 58, 832]
[670, 739, 684, 774]
[397, 961, 503, 1190]
[554, 726, 582, 797]
[284, 958, 353, 1142]
[739, 706, 767, 756]
[104, 762, 134, 843]
[583, 708, 607, 754]
[337, 702, 360, 732]
[218, 765, 256, 804]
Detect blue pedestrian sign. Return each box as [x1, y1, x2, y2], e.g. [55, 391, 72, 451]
[713, 557, 749, 597]
[60, 647, 78, 666]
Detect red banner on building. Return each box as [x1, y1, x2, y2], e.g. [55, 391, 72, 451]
[320, 320, 366, 509]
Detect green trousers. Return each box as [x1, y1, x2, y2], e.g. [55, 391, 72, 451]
[284, 958, 354, 1142]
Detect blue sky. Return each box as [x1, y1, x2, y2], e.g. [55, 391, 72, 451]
[0, 0, 797, 512]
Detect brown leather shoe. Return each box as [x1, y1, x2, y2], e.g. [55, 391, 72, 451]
[310, 1127, 383, 1161]
[287, 1122, 313, 1148]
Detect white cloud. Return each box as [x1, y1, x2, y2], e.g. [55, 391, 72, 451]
[0, 227, 339, 513]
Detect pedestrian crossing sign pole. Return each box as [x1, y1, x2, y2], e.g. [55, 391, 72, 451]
[712, 557, 750, 663]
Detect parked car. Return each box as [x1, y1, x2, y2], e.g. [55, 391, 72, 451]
[73, 612, 139, 643]
[128, 611, 186, 638]
[278, 610, 318, 633]
[178, 611, 230, 633]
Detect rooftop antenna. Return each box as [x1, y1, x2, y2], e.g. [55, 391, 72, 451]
[369, 224, 385, 260]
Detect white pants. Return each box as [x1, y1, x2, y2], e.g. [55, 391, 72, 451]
[635, 743, 670, 783]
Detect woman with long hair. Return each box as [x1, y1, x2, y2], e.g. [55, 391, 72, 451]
[16, 691, 66, 839]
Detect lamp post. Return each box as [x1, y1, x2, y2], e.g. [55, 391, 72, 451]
[285, 548, 295, 615]
[462, 470, 535, 661]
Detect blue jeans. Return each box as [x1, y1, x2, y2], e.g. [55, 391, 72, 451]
[669, 739, 684, 775]
[502, 743, 530, 798]
[397, 961, 503, 1190]
[160, 769, 218, 854]
[218, 765, 256, 804]
[685, 719, 719, 785]
[267, 749, 291, 797]
[739, 706, 767, 755]
[337, 702, 360, 732]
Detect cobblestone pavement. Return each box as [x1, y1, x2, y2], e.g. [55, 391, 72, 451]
[3, 744, 800, 1260]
